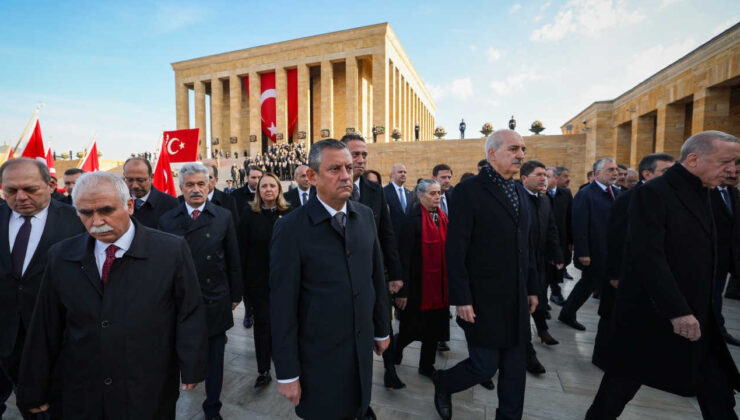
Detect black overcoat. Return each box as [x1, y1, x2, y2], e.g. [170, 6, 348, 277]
[0, 200, 85, 358]
[358, 176, 403, 281]
[608, 164, 740, 396]
[397, 204, 450, 343]
[158, 202, 242, 336]
[548, 187, 573, 266]
[132, 186, 179, 229]
[238, 206, 290, 300]
[446, 171, 539, 349]
[229, 185, 255, 213]
[16, 220, 208, 418]
[269, 198, 390, 419]
[711, 185, 739, 279]
[572, 182, 617, 279]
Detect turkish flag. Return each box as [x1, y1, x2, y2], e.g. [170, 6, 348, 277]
[79, 139, 100, 172]
[163, 129, 199, 162]
[260, 72, 276, 142]
[287, 69, 297, 138]
[21, 120, 46, 162]
[45, 148, 56, 178]
[153, 140, 177, 196]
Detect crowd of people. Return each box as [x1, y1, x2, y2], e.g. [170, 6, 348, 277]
[0, 128, 738, 420]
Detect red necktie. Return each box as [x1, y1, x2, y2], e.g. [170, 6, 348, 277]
[101, 245, 119, 286]
[607, 186, 615, 201]
[192, 209, 200, 220]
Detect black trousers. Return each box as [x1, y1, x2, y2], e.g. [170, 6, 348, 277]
[437, 341, 526, 420]
[545, 263, 563, 297]
[561, 264, 598, 320]
[714, 273, 730, 336]
[0, 325, 43, 420]
[203, 333, 226, 418]
[252, 297, 272, 374]
[726, 275, 740, 297]
[395, 331, 437, 371]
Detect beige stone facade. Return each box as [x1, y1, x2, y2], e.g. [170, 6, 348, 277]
[562, 23, 740, 174]
[171, 23, 436, 159]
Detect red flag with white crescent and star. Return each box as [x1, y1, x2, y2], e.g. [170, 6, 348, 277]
[152, 139, 177, 196]
[162, 128, 199, 162]
[260, 72, 277, 142]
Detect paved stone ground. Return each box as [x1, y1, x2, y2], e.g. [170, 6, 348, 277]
[4, 266, 740, 419]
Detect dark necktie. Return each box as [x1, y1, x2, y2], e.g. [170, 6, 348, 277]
[101, 244, 119, 286]
[134, 198, 144, 210]
[398, 187, 407, 212]
[548, 189, 556, 198]
[11, 216, 32, 278]
[301, 192, 308, 206]
[606, 185, 615, 201]
[331, 211, 346, 237]
[350, 184, 360, 201]
[440, 195, 448, 215]
[192, 209, 200, 220]
[721, 189, 734, 217]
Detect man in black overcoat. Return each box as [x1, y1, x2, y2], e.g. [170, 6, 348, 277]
[270, 139, 390, 420]
[284, 165, 311, 209]
[592, 153, 674, 369]
[383, 163, 412, 240]
[0, 159, 85, 419]
[558, 158, 619, 331]
[586, 130, 740, 419]
[207, 164, 240, 226]
[123, 157, 179, 229]
[17, 171, 208, 419]
[231, 165, 262, 212]
[433, 130, 540, 420]
[545, 166, 573, 304]
[159, 163, 242, 420]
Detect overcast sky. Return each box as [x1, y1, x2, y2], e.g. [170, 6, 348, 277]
[0, 0, 738, 159]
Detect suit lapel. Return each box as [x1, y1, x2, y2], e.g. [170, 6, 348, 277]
[0, 206, 11, 272]
[668, 174, 712, 237]
[479, 176, 516, 221]
[23, 202, 58, 280]
[63, 235, 103, 297]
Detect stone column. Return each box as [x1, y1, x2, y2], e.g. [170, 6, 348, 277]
[346, 57, 359, 135]
[211, 78, 224, 154]
[372, 53, 389, 143]
[229, 74, 242, 153]
[655, 102, 684, 157]
[194, 80, 206, 159]
[692, 86, 731, 134]
[390, 66, 397, 135]
[248, 72, 261, 156]
[275, 66, 288, 144]
[320, 61, 334, 139]
[630, 115, 655, 168]
[175, 81, 189, 130]
[296, 64, 310, 146]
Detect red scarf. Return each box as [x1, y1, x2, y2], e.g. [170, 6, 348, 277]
[420, 206, 449, 310]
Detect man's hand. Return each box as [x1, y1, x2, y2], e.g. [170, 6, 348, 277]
[388, 280, 403, 294]
[29, 404, 49, 414]
[671, 314, 701, 341]
[182, 383, 196, 390]
[457, 305, 476, 323]
[374, 337, 390, 356]
[395, 297, 407, 310]
[556, 263, 564, 270]
[609, 279, 619, 288]
[527, 295, 539, 314]
[278, 381, 302, 406]
[578, 256, 591, 266]
[232, 302, 239, 311]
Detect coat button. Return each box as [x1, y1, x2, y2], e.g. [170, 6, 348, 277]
[17, 285, 23, 291]
[206, 233, 211, 238]
[206, 278, 211, 284]
[353, 291, 359, 299]
[346, 251, 351, 257]
[206, 255, 211, 261]
[104, 378, 112, 385]
[101, 320, 110, 328]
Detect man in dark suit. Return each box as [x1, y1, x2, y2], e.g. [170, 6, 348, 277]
[592, 153, 674, 369]
[545, 166, 574, 303]
[342, 134, 404, 392]
[123, 157, 179, 229]
[578, 170, 594, 191]
[433, 130, 539, 420]
[558, 158, 619, 331]
[206, 164, 240, 226]
[17, 171, 208, 419]
[230, 165, 262, 212]
[60, 168, 85, 205]
[159, 163, 242, 420]
[270, 139, 390, 420]
[383, 163, 412, 239]
[711, 159, 740, 346]
[283, 165, 311, 209]
[586, 131, 740, 419]
[433, 164, 454, 216]
[0, 158, 85, 419]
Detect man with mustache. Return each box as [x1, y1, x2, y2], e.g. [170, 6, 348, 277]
[17, 171, 208, 419]
[123, 157, 179, 229]
[0, 158, 85, 419]
[270, 139, 390, 420]
[159, 163, 242, 420]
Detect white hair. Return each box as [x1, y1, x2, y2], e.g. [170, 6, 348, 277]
[72, 172, 131, 210]
[484, 129, 521, 160]
[679, 130, 740, 162]
[179, 162, 210, 186]
[593, 157, 615, 172]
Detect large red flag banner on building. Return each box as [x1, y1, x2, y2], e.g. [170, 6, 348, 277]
[21, 120, 46, 162]
[78, 139, 100, 172]
[152, 140, 177, 196]
[255, 71, 298, 143]
[162, 129, 199, 162]
[287, 69, 298, 138]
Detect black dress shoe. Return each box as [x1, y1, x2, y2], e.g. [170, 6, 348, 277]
[207, 415, 223, 420]
[480, 379, 495, 390]
[538, 330, 559, 345]
[725, 334, 740, 347]
[364, 406, 377, 420]
[546, 303, 552, 310]
[437, 341, 450, 352]
[563, 272, 574, 280]
[545, 311, 551, 320]
[254, 371, 271, 388]
[433, 371, 452, 420]
[418, 366, 436, 381]
[558, 314, 586, 331]
[526, 353, 546, 375]
[243, 315, 254, 329]
[384, 369, 406, 389]
[550, 294, 565, 306]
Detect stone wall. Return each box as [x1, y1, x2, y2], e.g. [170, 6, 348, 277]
[365, 134, 588, 187]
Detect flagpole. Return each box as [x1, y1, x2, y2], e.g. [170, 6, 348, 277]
[152, 134, 164, 173]
[13, 104, 43, 154]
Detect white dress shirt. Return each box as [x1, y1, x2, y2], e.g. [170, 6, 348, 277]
[594, 180, 609, 192]
[207, 190, 215, 201]
[94, 222, 135, 277]
[8, 205, 50, 275]
[137, 190, 152, 203]
[185, 202, 206, 217]
[353, 178, 361, 197]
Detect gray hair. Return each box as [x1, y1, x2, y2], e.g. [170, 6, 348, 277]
[308, 139, 347, 172]
[73, 172, 131, 210]
[293, 164, 308, 178]
[626, 168, 639, 177]
[593, 157, 615, 172]
[679, 130, 740, 163]
[416, 178, 440, 198]
[391, 163, 406, 173]
[179, 162, 210, 185]
[554, 166, 569, 176]
[484, 129, 520, 156]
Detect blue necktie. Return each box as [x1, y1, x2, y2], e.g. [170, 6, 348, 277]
[134, 198, 144, 210]
[398, 187, 407, 212]
[548, 189, 556, 198]
[721, 189, 734, 217]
